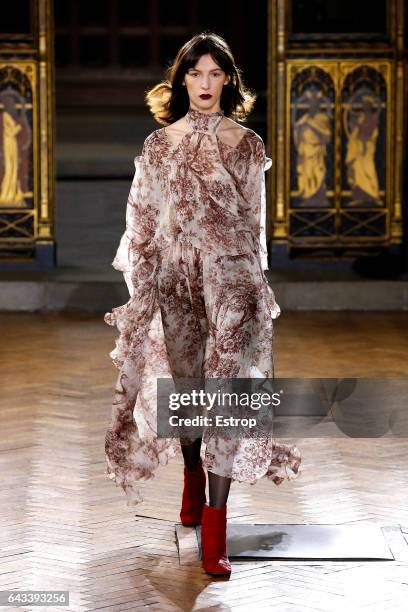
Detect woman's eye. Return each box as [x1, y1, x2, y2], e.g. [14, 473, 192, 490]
[189, 72, 221, 77]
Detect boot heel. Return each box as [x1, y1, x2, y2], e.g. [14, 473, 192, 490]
[180, 458, 207, 527]
[201, 503, 231, 576]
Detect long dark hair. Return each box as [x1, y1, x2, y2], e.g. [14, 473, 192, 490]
[145, 31, 256, 126]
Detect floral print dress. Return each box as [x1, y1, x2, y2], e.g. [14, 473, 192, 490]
[104, 107, 301, 506]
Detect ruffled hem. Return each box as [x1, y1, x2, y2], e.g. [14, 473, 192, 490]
[104, 245, 299, 507]
[105, 435, 181, 507]
[105, 435, 302, 507]
[202, 437, 301, 489]
[265, 441, 302, 485]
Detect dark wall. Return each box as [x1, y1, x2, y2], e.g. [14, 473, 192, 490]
[53, 0, 268, 111]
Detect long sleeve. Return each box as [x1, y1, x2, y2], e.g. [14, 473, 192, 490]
[111, 134, 162, 296]
[259, 151, 273, 271]
[240, 135, 273, 272]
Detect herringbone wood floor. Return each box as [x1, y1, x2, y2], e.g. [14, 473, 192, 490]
[1, 312, 408, 612]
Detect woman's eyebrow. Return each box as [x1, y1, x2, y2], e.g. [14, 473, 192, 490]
[188, 68, 221, 72]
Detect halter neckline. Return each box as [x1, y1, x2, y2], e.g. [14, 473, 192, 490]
[185, 107, 224, 133]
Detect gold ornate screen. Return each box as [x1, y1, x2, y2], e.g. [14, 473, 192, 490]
[0, 0, 55, 267]
[269, 0, 404, 257]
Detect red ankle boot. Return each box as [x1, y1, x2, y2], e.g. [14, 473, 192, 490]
[200, 503, 231, 575]
[179, 458, 207, 526]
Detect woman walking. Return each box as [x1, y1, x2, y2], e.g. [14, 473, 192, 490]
[104, 32, 301, 576]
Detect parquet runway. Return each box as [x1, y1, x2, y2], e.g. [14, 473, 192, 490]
[1, 312, 408, 611]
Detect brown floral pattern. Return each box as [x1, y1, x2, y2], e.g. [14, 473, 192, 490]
[104, 107, 301, 506]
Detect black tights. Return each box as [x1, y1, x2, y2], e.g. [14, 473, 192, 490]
[181, 438, 231, 508]
[181, 437, 202, 470]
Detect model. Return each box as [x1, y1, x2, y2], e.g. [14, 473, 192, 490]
[104, 31, 302, 576]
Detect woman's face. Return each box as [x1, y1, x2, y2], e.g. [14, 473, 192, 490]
[182, 53, 229, 113]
